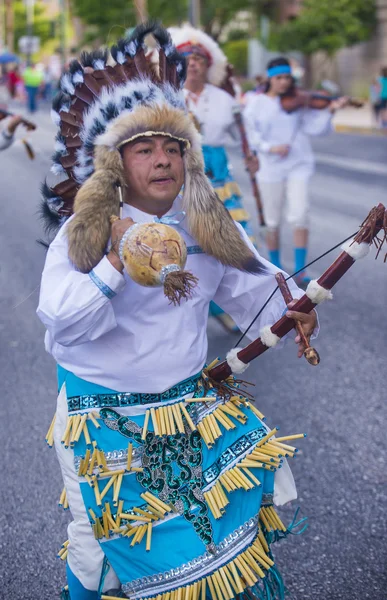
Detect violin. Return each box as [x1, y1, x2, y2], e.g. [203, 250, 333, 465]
[280, 89, 364, 113]
[0, 108, 36, 130]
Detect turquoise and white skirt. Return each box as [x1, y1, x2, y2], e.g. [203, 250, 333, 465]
[47, 364, 304, 599]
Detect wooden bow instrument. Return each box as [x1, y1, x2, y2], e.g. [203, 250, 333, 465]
[221, 66, 266, 227]
[208, 203, 386, 382]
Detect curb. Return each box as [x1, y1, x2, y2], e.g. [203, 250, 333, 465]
[334, 124, 387, 136]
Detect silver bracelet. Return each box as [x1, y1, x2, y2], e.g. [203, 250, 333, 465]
[118, 223, 141, 263]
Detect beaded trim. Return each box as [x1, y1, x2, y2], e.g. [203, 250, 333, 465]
[66, 372, 202, 412]
[73, 445, 143, 472]
[122, 515, 259, 597]
[116, 131, 191, 150]
[160, 263, 180, 283]
[187, 246, 204, 255]
[119, 223, 141, 262]
[202, 426, 268, 486]
[89, 270, 116, 300]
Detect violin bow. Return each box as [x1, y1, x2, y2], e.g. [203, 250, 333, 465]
[221, 66, 266, 228]
[208, 203, 387, 382]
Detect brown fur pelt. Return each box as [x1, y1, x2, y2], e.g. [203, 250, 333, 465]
[182, 148, 264, 274]
[67, 146, 126, 273]
[97, 104, 265, 274]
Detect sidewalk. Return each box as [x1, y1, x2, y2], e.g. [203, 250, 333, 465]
[332, 103, 387, 135]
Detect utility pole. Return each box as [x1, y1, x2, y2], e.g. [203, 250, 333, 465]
[189, 0, 200, 27]
[5, 0, 13, 52]
[26, 0, 34, 64]
[134, 0, 148, 24]
[59, 0, 67, 69]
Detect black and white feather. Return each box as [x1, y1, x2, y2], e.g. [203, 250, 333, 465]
[80, 49, 108, 71]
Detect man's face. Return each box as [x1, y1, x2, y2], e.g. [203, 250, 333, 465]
[121, 135, 185, 208]
[186, 54, 209, 85]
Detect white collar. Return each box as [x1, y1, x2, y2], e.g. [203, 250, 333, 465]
[122, 195, 184, 223]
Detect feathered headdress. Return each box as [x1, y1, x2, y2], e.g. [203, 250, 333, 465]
[41, 22, 264, 275]
[168, 25, 227, 87]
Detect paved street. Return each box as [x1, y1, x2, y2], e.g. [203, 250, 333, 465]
[0, 109, 386, 600]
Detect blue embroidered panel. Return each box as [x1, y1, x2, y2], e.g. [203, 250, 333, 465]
[66, 372, 202, 411]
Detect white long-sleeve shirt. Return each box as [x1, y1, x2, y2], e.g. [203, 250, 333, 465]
[184, 84, 239, 147]
[37, 196, 305, 393]
[244, 94, 332, 182]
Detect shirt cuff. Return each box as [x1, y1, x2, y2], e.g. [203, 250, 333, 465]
[260, 141, 271, 153]
[89, 256, 126, 299]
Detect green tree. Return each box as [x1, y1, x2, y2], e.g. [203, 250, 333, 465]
[71, 0, 273, 45]
[14, 1, 52, 51]
[202, 0, 273, 41]
[70, 0, 135, 45]
[275, 0, 376, 57]
[70, 0, 188, 46]
[222, 39, 248, 75]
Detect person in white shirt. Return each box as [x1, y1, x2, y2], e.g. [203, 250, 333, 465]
[37, 24, 317, 600]
[244, 57, 347, 286]
[170, 25, 258, 331]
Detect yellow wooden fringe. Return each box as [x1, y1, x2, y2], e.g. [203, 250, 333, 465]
[139, 394, 261, 447]
[89, 500, 160, 547]
[57, 539, 69, 561]
[213, 181, 241, 203]
[202, 428, 305, 520]
[45, 413, 56, 447]
[58, 412, 102, 451]
[142, 531, 275, 600]
[259, 506, 287, 533]
[58, 487, 69, 510]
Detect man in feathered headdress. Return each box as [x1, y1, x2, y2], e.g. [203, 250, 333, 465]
[168, 25, 258, 332]
[37, 23, 316, 600]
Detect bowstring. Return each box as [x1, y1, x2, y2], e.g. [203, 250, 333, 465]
[234, 230, 358, 347]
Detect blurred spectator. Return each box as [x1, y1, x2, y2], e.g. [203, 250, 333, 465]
[369, 77, 381, 125]
[42, 67, 53, 102]
[7, 66, 21, 99]
[22, 63, 44, 113]
[378, 67, 387, 128]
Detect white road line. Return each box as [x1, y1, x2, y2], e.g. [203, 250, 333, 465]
[315, 153, 386, 175]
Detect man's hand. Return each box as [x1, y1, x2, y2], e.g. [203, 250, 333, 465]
[107, 217, 135, 272]
[286, 300, 317, 358]
[329, 96, 349, 113]
[269, 144, 290, 158]
[245, 153, 259, 176]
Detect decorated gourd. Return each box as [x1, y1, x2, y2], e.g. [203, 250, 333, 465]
[119, 222, 198, 305]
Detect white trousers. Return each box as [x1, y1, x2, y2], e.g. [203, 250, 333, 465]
[258, 177, 310, 230]
[54, 384, 120, 592]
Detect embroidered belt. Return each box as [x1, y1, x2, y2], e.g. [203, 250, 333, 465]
[67, 371, 202, 412]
